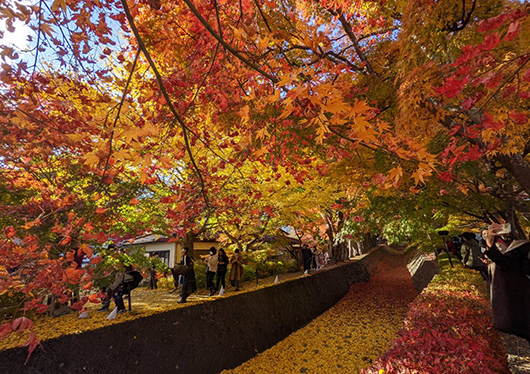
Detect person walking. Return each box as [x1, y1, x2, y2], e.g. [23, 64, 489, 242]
[229, 248, 244, 291]
[177, 247, 196, 303]
[216, 248, 229, 292]
[205, 247, 218, 296]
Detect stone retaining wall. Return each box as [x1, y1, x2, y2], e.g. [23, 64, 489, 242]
[1, 248, 387, 374]
[405, 249, 439, 293]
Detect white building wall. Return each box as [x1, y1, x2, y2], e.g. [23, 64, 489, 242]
[145, 242, 177, 267]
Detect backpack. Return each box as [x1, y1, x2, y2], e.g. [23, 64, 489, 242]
[124, 270, 143, 291]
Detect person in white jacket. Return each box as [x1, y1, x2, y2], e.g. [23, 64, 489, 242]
[205, 247, 218, 296]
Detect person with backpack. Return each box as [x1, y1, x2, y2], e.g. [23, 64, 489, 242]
[98, 265, 143, 313]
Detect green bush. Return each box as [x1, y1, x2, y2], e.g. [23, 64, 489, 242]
[194, 263, 207, 289]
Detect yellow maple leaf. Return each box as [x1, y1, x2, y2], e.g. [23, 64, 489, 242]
[255, 127, 270, 140]
[388, 166, 403, 183]
[351, 99, 372, 115]
[51, 0, 67, 13]
[83, 152, 100, 167]
[252, 146, 269, 157]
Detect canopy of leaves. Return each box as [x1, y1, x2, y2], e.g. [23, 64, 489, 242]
[1, 0, 530, 353]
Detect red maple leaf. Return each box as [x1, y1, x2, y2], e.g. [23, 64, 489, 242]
[481, 113, 504, 131]
[435, 77, 468, 98]
[504, 21, 520, 42]
[478, 14, 508, 32]
[480, 33, 501, 51]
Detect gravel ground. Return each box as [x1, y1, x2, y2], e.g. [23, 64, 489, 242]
[500, 332, 530, 374]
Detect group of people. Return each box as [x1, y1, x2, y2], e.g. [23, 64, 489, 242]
[443, 224, 530, 343]
[175, 246, 245, 303]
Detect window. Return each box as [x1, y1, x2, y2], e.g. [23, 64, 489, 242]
[150, 251, 170, 266]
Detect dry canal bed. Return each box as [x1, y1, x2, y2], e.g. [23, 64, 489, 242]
[223, 252, 418, 374]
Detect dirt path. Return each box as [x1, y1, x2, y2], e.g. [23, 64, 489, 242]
[222, 250, 418, 374]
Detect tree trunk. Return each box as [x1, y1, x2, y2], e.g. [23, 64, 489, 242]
[497, 153, 530, 198]
[182, 231, 197, 259]
[331, 241, 348, 263]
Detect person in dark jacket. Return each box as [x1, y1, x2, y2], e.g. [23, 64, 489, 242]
[301, 245, 312, 274]
[483, 224, 530, 343]
[216, 248, 229, 292]
[149, 252, 159, 290]
[178, 247, 196, 303]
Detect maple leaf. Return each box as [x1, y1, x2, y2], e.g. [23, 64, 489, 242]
[4, 226, 16, 239]
[351, 99, 372, 114]
[83, 152, 100, 167]
[504, 21, 520, 42]
[51, 0, 67, 13]
[387, 167, 403, 184]
[434, 77, 468, 98]
[509, 111, 527, 125]
[90, 256, 102, 265]
[12, 317, 33, 333]
[255, 127, 270, 140]
[480, 33, 501, 51]
[481, 113, 504, 131]
[478, 14, 508, 32]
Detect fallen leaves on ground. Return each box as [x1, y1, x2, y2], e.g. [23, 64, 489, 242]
[223, 252, 417, 374]
[0, 269, 307, 352]
[363, 255, 510, 374]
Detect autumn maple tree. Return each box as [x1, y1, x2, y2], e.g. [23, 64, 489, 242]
[1, 0, 530, 355]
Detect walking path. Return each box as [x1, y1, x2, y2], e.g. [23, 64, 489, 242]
[500, 332, 530, 374]
[222, 250, 418, 374]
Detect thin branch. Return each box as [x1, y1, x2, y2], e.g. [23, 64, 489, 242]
[98, 47, 141, 189]
[358, 26, 399, 42]
[183, 41, 220, 114]
[468, 57, 530, 120]
[120, 0, 209, 206]
[31, 0, 43, 79]
[253, 0, 272, 33]
[335, 12, 377, 75]
[182, 0, 279, 83]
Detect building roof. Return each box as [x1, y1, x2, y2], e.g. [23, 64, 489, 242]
[119, 232, 219, 247]
[119, 234, 169, 246]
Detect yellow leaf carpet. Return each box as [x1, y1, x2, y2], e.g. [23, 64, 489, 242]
[0, 271, 305, 351]
[223, 251, 418, 374]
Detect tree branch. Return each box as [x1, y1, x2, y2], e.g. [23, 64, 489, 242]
[335, 12, 377, 75]
[182, 0, 279, 83]
[99, 47, 141, 189]
[120, 0, 209, 206]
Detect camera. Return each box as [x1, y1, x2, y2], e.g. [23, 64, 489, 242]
[497, 223, 511, 235]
